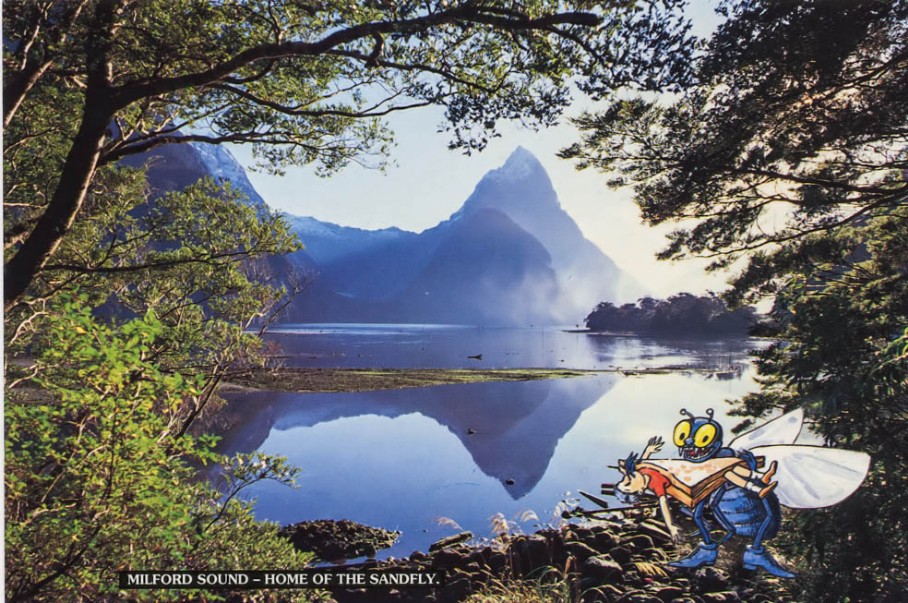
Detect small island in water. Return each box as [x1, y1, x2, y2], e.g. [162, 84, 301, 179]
[584, 293, 758, 338]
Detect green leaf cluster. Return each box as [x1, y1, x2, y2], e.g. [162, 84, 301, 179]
[4, 131, 313, 599]
[6, 300, 317, 602]
[731, 212, 908, 599]
[3, 75, 314, 600]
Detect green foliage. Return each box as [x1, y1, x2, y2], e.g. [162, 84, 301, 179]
[0, 2, 691, 599]
[585, 292, 756, 336]
[5, 300, 316, 602]
[7, 167, 304, 431]
[730, 212, 908, 599]
[562, 1, 908, 599]
[561, 0, 907, 275]
[3, 144, 310, 600]
[4, 0, 697, 307]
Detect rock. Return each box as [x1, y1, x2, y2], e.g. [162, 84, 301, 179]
[593, 529, 619, 552]
[565, 540, 600, 562]
[641, 547, 670, 563]
[700, 592, 741, 603]
[467, 546, 507, 574]
[609, 545, 633, 565]
[615, 589, 663, 603]
[583, 554, 624, 581]
[567, 524, 598, 543]
[510, 534, 552, 575]
[656, 586, 685, 602]
[594, 583, 625, 600]
[693, 567, 729, 593]
[638, 521, 676, 544]
[429, 532, 473, 552]
[278, 519, 399, 562]
[431, 547, 469, 569]
[440, 576, 471, 603]
[624, 534, 655, 552]
[461, 561, 483, 577]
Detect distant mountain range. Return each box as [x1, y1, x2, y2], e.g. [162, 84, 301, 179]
[127, 142, 633, 325]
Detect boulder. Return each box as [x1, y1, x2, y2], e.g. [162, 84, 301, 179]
[583, 554, 625, 582]
[693, 567, 729, 593]
[279, 519, 399, 562]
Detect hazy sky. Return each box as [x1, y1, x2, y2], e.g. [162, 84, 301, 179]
[229, 1, 726, 299]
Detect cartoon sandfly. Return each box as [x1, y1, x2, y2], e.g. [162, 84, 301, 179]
[601, 408, 870, 578]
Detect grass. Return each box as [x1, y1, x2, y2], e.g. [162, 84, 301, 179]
[462, 563, 603, 603]
[223, 367, 593, 394]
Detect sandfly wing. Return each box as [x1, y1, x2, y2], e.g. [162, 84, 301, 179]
[728, 408, 804, 450]
[750, 444, 870, 509]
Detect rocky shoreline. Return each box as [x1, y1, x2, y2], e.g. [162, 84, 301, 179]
[282, 511, 795, 603]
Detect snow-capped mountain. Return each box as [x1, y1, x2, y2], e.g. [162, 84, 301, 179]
[191, 143, 267, 210]
[284, 215, 415, 267]
[119, 138, 267, 211]
[130, 141, 628, 325]
[281, 148, 628, 325]
[456, 147, 624, 321]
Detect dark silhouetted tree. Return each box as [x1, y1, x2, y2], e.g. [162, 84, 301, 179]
[563, 1, 908, 599]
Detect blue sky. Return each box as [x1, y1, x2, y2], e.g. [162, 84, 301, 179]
[229, 1, 726, 300]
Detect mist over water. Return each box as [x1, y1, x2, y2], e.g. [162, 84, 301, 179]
[224, 325, 764, 560]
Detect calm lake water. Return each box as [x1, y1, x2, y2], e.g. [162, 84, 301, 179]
[218, 325, 765, 560]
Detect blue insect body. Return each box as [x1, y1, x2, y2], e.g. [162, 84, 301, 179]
[669, 408, 792, 577]
[709, 483, 780, 543]
[671, 407, 775, 544]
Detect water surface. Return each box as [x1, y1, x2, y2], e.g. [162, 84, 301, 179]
[264, 323, 756, 371]
[221, 325, 763, 559]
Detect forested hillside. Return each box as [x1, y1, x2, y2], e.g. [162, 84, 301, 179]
[585, 293, 757, 337]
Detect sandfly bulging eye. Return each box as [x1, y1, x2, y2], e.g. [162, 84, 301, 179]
[694, 423, 717, 448]
[673, 421, 691, 447]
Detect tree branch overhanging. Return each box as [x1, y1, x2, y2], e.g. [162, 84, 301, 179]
[112, 6, 601, 107]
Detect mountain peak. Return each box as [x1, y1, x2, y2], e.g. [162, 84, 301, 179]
[459, 146, 557, 218]
[499, 146, 545, 179]
[459, 146, 554, 208]
[191, 142, 267, 210]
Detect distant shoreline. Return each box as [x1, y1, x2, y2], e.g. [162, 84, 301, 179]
[219, 367, 593, 394]
[219, 365, 745, 394]
[569, 328, 762, 339]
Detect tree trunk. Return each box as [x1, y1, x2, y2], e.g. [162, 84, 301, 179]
[4, 97, 112, 309]
[3, 61, 53, 129]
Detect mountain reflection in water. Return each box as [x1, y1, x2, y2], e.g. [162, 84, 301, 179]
[218, 328, 763, 558]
